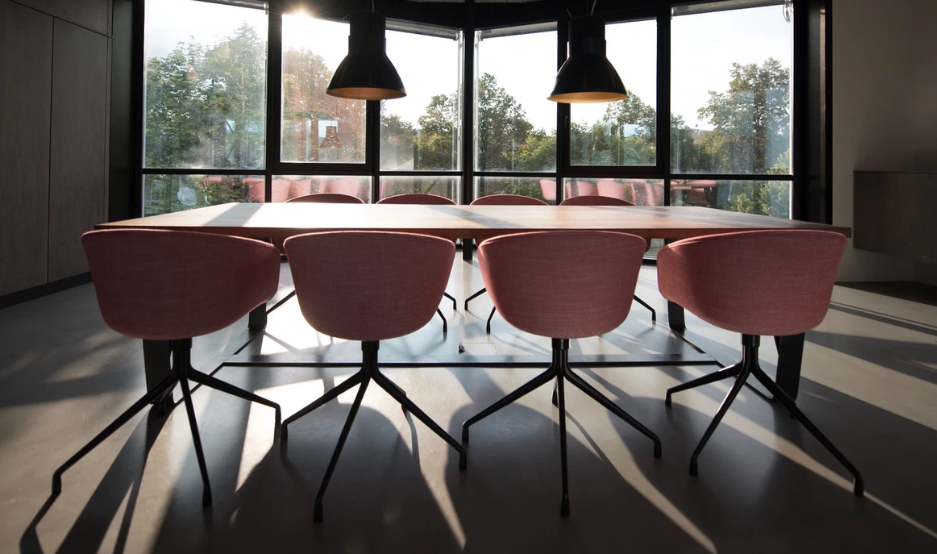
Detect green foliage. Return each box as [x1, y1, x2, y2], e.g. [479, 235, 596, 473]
[698, 58, 790, 173]
[145, 23, 266, 170]
[571, 94, 656, 165]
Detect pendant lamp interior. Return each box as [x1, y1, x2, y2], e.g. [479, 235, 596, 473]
[327, 11, 406, 101]
[548, 13, 628, 103]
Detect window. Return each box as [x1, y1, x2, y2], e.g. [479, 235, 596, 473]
[144, 0, 267, 170]
[379, 176, 460, 202]
[475, 26, 557, 172]
[570, 19, 657, 167]
[671, 179, 791, 218]
[143, 175, 263, 216]
[671, 3, 793, 175]
[281, 15, 367, 164]
[381, 25, 463, 171]
[475, 177, 555, 204]
[272, 176, 372, 203]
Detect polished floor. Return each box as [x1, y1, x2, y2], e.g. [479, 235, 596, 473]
[1, 259, 936, 553]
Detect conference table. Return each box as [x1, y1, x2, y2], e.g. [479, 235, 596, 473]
[97, 202, 851, 407]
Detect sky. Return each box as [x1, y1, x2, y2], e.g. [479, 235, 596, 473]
[145, 0, 792, 132]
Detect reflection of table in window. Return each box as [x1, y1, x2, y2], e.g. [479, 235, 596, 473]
[672, 180, 717, 207]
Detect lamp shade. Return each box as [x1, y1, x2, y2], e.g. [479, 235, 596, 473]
[327, 12, 406, 101]
[548, 15, 627, 103]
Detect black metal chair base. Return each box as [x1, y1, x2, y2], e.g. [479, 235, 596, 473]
[462, 339, 661, 518]
[665, 334, 864, 497]
[51, 339, 281, 506]
[633, 295, 657, 323]
[464, 287, 487, 310]
[281, 341, 466, 523]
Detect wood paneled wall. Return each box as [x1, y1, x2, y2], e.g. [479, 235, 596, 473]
[0, 1, 53, 295]
[0, 0, 111, 296]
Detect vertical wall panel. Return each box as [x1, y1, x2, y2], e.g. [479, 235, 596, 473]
[0, 0, 53, 295]
[13, 0, 109, 35]
[48, 19, 108, 281]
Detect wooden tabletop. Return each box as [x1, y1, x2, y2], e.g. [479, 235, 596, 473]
[97, 203, 852, 241]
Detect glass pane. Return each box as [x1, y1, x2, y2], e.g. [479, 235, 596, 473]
[272, 176, 371, 203]
[143, 174, 263, 216]
[671, 4, 792, 174]
[562, 178, 664, 206]
[475, 177, 556, 205]
[144, 0, 267, 169]
[570, 19, 657, 167]
[379, 176, 460, 202]
[671, 179, 792, 218]
[476, 28, 557, 172]
[381, 28, 462, 171]
[281, 15, 367, 164]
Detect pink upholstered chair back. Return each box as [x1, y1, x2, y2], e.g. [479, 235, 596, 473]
[322, 179, 361, 197]
[597, 179, 636, 202]
[657, 230, 847, 336]
[82, 230, 280, 341]
[539, 180, 557, 202]
[287, 193, 364, 204]
[471, 194, 547, 207]
[284, 232, 455, 341]
[479, 231, 647, 339]
[560, 195, 635, 207]
[565, 181, 598, 199]
[377, 193, 455, 205]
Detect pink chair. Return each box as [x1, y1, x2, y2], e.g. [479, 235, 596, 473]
[462, 231, 661, 517]
[322, 178, 361, 197]
[560, 195, 657, 322]
[658, 230, 863, 496]
[282, 231, 466, 522]
[53, 230, 282, 506]
[564, 180, 598, 199]
[464, 194, 548, 333]
[377, 193, 458, 329]
[596, 179, 636, 202]
[539, 179, 557, 203]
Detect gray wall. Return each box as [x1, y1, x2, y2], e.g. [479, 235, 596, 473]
[833, 0, 937, 283]
[0, 0, 111, 295]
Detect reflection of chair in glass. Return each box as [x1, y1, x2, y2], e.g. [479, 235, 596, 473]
[631, 180, 665, 206]
[560, 195, 657, 322]
[659, 230, 864, 496]
[598, 179, 641, 203]
[463, 194, 548, 333]
[686, 180, 717, 207]
[564, 180, 598, 199]
[461, 231, 661, 518]
[539, 179, 557, 203]
[245, 177, 265, 203]
[282, 231, 467, 522]
[322, 178, 361, 197]
[376, 193, 458, 331]
[54, 230, 282, 507]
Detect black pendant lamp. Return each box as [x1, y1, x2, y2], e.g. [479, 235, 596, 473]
[548, 13, 628, 103]
[327, 11, 406, 101]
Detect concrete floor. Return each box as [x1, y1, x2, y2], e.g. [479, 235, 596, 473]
[1, 260, 936, 553]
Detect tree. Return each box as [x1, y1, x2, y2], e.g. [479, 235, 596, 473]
[698, 58, 790, 174]
[415, 93, 459, 170]
[477, 73, 543, 171]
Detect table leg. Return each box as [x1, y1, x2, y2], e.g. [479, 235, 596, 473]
[462, 238, 473, 261]
[143, 339, 173, 407]
[667, 301, 686, 334]
[774, 333, 805, 401]
[248, 302, 267, 332]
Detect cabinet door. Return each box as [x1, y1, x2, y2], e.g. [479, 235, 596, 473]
[48, 19, 108, 281]
[0, 0, 53, 295]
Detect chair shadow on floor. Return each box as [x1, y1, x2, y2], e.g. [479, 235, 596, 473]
[580, 365, 937, 552]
